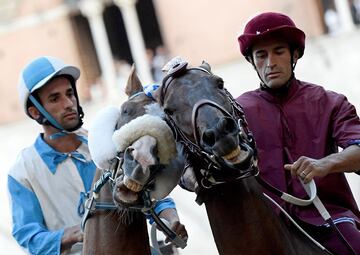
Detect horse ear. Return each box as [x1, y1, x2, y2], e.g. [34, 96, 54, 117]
[125, 64, 143, 96]
[200, 60, 211, 72]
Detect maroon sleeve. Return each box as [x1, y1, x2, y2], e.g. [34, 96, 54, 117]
[331, 93, 360, 148]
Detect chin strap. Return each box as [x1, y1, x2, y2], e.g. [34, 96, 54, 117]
[29, 93, 84, 138]
[29, 94, 64, 130]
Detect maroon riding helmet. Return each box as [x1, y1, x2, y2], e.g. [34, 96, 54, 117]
[238, 12, 306, 60]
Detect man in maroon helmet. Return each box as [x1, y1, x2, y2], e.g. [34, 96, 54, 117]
[236, 12, 360, 254]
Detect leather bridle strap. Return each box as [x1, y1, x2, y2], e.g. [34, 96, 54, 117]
[160, 62, 211, 105]
[191, 99, 234, 146]
[256, 176, 317, 206]
[142, 191, 187, 249]
[81, 170, 118, 231]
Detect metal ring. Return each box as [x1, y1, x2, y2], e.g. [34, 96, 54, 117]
[300, 171, 306, 179]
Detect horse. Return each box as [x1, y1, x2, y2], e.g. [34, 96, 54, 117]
[83, 66, 184, 255]
[154, 59, 330, 255]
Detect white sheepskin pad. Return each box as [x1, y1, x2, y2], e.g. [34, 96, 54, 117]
[88, 106, 121, 169]
[112, 114, 176, 165]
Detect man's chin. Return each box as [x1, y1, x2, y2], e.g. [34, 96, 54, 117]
[265, 80, 286, 89]
[62, 119, 80, 130]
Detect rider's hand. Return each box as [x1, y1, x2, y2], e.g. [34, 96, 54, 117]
[61, 224, 83, 252]
[158, 208, 188, 245]
[284, 156, 332, 183]
[165, 220, 188, 245]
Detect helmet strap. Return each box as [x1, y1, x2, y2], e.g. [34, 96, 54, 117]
[290, 48, 298, 71]
[28, 75, 85, 135]
[29, 94, 64, 130]
[28, 94, 84, 137]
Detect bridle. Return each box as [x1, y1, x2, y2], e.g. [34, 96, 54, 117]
[160, 61, 259, 197]
[160, 61, 356, 254]
[80, 95, 187, 249]
[80, 153, 124, 231]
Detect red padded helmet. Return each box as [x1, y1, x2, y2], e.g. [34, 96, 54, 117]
[238, 12, 305, 58]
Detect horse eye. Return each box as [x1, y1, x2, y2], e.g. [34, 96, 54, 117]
[122, 106, 132, 116]
[217, 78, 224, 89]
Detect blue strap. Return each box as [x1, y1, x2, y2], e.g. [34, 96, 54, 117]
[77, 191, 89, 216]
[128, 91, 145, 100]
[28, 94, 64, 130]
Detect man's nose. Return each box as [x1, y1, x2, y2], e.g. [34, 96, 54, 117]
[266, 53, 277, 68]
[63, 96, 75, 108]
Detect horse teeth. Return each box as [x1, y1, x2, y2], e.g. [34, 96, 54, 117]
[223, 146, 241, 161]
[124, 176, 143, 192]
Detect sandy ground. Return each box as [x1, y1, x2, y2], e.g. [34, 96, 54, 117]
[1, 30, 360, 254]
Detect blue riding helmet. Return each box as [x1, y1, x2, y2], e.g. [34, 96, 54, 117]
[18, 56, 84, 132]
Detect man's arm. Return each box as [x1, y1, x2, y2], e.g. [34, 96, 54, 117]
[284, 145, 360, 183]
[151, 198, 188, 243]
[8, 175, 82, 254]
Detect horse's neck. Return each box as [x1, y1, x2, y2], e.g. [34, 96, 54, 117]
[83, 170, 151, 255]
[203, 177, 299, 255]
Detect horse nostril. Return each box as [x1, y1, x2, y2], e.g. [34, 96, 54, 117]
[124, 147, 135, 161]
[218, 117, 237, 134]
[202, 129, 216, 147]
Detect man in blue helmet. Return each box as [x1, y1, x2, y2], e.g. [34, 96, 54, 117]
[8, 56, 187, 255]
[236, 12, 360, 254]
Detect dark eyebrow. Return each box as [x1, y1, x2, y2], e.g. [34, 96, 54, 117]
[66, 87, 74, 93]
[47, 87, 73, 99]
[254, 49, 266, 54]
[47, 92, 60, 100]
[274, 45, 287, 51]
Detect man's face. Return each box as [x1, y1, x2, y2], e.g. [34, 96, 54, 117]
[37, 77, 79, 130]
[251, 37, 298, 89]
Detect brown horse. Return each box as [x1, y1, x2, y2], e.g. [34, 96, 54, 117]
[83, 66, 184, 255]
[155, 59, 330, 255]
[83, 170, 150, 255]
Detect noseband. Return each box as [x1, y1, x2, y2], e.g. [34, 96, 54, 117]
[161, 61, 259, 193]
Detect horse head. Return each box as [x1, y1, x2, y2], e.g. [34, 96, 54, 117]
[111, 66, 184, 209]
[155, 58, 257, 188]
[86, 66, 186, 254]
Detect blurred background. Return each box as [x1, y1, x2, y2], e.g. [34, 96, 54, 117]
[0, 0, 359, 254]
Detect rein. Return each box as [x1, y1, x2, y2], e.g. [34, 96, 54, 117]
[81, 153, 186, 249]
[81, 157, 121, 231]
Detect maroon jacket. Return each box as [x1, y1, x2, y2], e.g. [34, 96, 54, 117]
[236, 78, 360, 227]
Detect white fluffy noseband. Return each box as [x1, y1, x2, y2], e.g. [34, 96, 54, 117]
[88, 106, 120, 169]
[112, 114, 176, 165]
